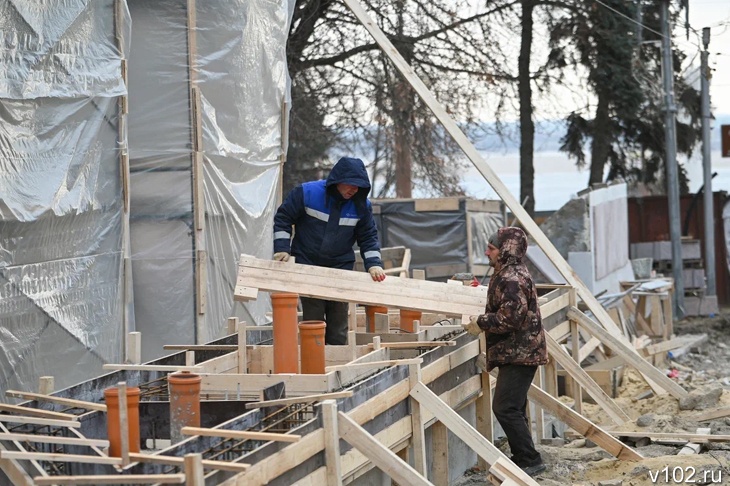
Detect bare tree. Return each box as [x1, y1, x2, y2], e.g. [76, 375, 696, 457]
[285, 0, 519, 196]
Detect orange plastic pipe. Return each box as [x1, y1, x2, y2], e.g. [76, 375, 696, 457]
[104, 386, 141, 457]
[365, 305, 388, 333]
[399, 309, 422, 333]
[272, 292, 300, 373]
[299, 321, 326, 374]
[168, 372, 202, 444]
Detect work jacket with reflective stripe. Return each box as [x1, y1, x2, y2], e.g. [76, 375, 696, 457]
[273, 180, 382, 270]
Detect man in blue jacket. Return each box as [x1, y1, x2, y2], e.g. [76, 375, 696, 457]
[273, 157, 386, 345]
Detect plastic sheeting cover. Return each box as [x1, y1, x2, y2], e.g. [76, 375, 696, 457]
[0, 0, 130, 397]
[127, 0, 292, 359]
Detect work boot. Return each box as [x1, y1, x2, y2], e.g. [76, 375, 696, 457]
[521, 463, 546, 477]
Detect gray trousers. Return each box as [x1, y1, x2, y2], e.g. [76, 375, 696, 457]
[300, 297, 349, 345]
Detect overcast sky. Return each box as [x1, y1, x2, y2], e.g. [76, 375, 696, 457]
[686, 0, 730, 116]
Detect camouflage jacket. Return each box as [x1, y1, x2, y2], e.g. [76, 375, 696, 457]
[477, 227, 548, 371]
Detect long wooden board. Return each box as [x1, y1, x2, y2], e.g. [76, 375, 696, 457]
[340, 0, 680, 397]
[567, 307, 687, 399]
[236, 255, 486, 316]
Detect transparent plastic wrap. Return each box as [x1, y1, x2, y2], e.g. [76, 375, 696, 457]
[127, 0, 292, 358]
[0, 0, 130, 397]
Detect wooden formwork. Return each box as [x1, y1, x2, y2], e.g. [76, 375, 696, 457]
[0, 258, 700, 485]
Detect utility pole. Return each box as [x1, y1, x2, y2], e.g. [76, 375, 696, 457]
[660, 0, 684, 317]
[700, 27, 716, 296]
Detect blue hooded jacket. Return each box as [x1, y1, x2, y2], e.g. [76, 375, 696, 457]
[273, 157, 383, 271]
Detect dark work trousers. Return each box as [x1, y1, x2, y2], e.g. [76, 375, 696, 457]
[492, 364, 542, 468]
[300, 297, 349, 345]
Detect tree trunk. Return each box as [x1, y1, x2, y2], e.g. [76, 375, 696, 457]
[394, 79, 413, 198]
[519, 0, 535, 217]
[588, 92, 611, 186]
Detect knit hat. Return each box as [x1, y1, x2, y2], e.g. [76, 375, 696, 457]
[488, 230, 501, 249]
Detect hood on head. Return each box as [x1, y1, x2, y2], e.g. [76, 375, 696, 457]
[326, 157, 371, 200]
[496, 226, 527, 266]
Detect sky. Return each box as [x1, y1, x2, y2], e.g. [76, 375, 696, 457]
[684, 0, 730, 116]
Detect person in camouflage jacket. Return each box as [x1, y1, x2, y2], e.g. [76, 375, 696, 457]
[464, 226, 548, 476]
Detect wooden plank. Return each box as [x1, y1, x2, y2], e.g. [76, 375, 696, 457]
[5, 391, 106, 412]
[608, 430, 730, 443]
[164, 345, 238, 351]
[321, 401, 343, 486]
[378, 341, 455, 349]
[325, 359, 421, 373]
[0, 450, 120, 466]
[567, 307, 687, 399]
[0, 416, 79, 428]
[410, 382, 538, 485]
[238, 320, 247, 373]
[199, 373, 330, 397]
[128, 453, 248, 472]
[33, 474, 186, 485]
[0, 433, 108, 448]
[0, 404, 76, 421]
[475, 333, 493, 470]
[525, 384, 642, 461]
[337, 412, 431, 486]
[103, 364, 201, 372]
[414, 198, 460, 212]
[545, 335, 628, 425]
[245, 391, 354, 409]
[540, 292, 571, 320]
[181, 426, 301, 443]
[236, 255, 485, 316]
[692, 407, 730, 422]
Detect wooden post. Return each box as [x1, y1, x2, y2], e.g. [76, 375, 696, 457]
[412, 269, 426, 280]
[126, 332, 142, 365]
[569, 289, 582, 415]
[238, 320, 247, 373]
[185, 351, 195, 367]
[348, 331, 357, 361]
[374, 312, 389, 334]
[431, 421, 449, 485]
[321, 400, 343, 486]
[475, 333, 493, 470]
[227, 317, 237, 335]
[408, 363, 427, 475]
[184, 453, 205, 486]
[348, 303, 357, 332]
[117, 382, 130, 466]
[38, 377, 54, 396]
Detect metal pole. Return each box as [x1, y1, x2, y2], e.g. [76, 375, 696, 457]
[701, 27, 716, 296]
[660, 0, 684, 317]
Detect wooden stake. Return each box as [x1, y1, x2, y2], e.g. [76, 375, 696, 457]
[127, 332, 142, 364]
[321, 400, 343, 486]
[117, 382, 130, 466]
[38, 377, 54, 396]
[184, 453, 205, 486]
[238, 320, 247, 373]
[408, 363, 427, 475]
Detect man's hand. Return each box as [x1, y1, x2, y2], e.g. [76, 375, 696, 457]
[273, 252, 290, 262]
[462, 316, 482, 336]
[368, 266, 386, 282]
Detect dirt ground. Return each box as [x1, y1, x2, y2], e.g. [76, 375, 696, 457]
[455, 310, 730, 486]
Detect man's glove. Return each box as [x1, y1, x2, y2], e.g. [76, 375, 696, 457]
[273, 252, 290, 262]
[462, 316, 482, 336]
[368, 266, 386, 282]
